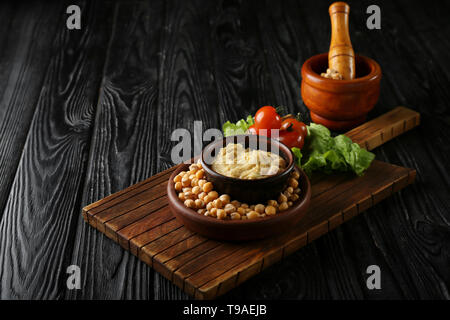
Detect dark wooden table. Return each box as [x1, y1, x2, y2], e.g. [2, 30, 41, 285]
[0, 0, 448, 300]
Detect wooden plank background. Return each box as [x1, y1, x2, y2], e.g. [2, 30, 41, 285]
[0, 0, 448, 300]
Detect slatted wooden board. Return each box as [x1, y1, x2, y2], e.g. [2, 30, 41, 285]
[83, 106, 420, 299]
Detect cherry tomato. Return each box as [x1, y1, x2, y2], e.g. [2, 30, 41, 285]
[280, 118, 307, 139]
[247, 125, 258, 135]
[254, 106, 282, 137]
[279, 129, 304, 149]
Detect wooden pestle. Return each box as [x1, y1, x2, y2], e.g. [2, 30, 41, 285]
[328, 2, 355, 80]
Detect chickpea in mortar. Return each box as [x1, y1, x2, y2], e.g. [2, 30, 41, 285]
[173, 159, 301, 220]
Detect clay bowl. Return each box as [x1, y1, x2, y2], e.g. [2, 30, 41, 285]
[200, 134, 294, 204]
[167, 163, 311, 241]
[301, 53, 382, 131]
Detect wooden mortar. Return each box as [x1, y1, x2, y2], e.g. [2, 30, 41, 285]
[300, 2, 382, 131]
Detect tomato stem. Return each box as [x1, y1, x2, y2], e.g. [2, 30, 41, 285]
[275, 106, 287, 116]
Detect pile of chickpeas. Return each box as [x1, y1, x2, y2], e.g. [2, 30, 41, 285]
[173, 160, 301, 220]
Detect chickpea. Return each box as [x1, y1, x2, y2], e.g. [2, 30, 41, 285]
[290, 194, 299, 202]
[250, 205, 255, 210]
[245, 208, 251, 213]
[224, 204, 236, 214]
[208, 191, 219, 200]
[206, 202, 214, 211]
[195, 199, 205, 208]
[255, 204, 265, 214]
[212, 199, 223, 209]
[241, 215, 248, 220]
[209, 208, 217, 217]
[265, 205, 276, 215]
[291, 170, 300, 179]
[203, 182, 213, 193]
[198, 179, 206, 188]
[288, 201, 293, 207]
[189, 174, 195, 180]
[289, 178, 299, 189]
[181, 176, 190, 187]
[219, 194, 231, 205]
[196, 160, 202, 168]
[189, 164, 199, 173]
[184, 199, 195, 208]
[278, 193, 288, 203]
[198, 192, 206, 200]
[192, 186, 202, 195]
[173, 175, 182, 183]
[195, 169, 205, 179]
[230, 212, 241, 220]
[231, 200, 241, 207]
[279, 202, 289, 211]
[182, 187, 191, 193]
[247, 211, 259, 219]
[204, 211, 210, 216]
[197, 209, 206, 215]
[203, 195, 212, 204]
[184, 191, 195, 199]
[178, 171, 187, 177]
[216, 209, 226, 220]
[237, 207, 246, 215]
[261, 213, 266, 217]
[294, 188, 301, 194]
[191, 178, 199, 187]
[286, 187, 294, 194]
[175, 182, 182, 192]
[178, 193, 186, 201]
[267, 200, 278, 207]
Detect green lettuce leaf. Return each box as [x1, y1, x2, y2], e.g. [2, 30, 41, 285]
[291, 147, 303, 167]
[300, 123, 375, 176]
[222, 115, 254, 137]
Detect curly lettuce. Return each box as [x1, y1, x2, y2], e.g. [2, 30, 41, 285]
[299, 123, 375, 176]
[222, 115, 254, 137]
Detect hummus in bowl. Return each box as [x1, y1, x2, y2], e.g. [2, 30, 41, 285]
[211, 143, 286, 180]
[200, 135, 294, 203]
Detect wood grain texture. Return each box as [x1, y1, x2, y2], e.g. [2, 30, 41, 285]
[0, 0, 448, 300]
[0, 0, 113, 299]
[66, 1, 164, 300]
[0, 1, 61, 218]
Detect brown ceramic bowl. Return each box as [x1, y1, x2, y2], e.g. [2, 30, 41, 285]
[200, 134, 294, 204]
[301, 53, 382, 131]
[167, 163, 311, 241]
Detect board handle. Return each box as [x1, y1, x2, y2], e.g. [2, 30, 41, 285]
[345, 106, 421, 150]
[328, 2, 355, 80]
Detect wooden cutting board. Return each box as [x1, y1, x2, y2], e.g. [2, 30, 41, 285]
[83, 106, 420, 299]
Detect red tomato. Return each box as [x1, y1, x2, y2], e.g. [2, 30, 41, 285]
[247, 125, 258, 135]
[254, 106, 282, 137]
[279, 130, 304, 149]
[280, 118, 307, 139]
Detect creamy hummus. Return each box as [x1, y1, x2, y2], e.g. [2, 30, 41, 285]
[211, 143, 286, 179]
